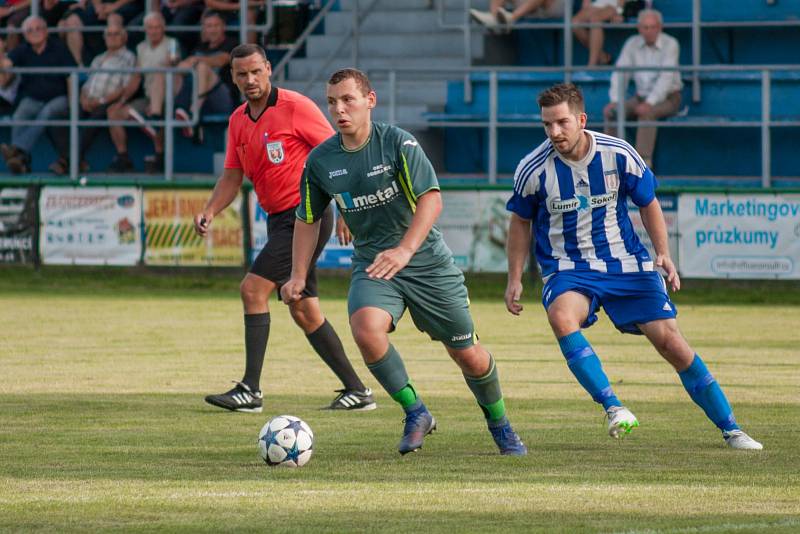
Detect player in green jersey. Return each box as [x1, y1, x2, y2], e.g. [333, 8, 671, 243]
[281, 68, 527, 456]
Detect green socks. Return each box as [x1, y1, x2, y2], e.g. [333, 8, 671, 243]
[367, 344, 420, 411]
[464, 356, 507, 422]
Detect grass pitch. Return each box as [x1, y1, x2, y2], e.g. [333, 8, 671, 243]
[1, 268, 799, 533]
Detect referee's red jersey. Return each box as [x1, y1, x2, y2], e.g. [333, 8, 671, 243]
[224, 87, 334, 214]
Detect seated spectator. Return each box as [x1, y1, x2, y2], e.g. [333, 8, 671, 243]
[50, 21, 136, 174]
[0, 15, 75, 174]
[161, 0, 205, 52]
[59, 0, 144, 65]
[572, 0, 623, 66]
[172, 9, 236, 139]
[107, 11, 180, 173]
[0, 0, 31, 50]
[0, 36, 19, 114]
[603, 9, 682, 169]
[204, 0, 262, 43]
[470, 0, 565, 31]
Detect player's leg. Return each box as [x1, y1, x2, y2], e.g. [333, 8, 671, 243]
[287, 205, 373, 410]
[349, 272, 434, 454]
[637, 318, 762, 449]
[545, 278, 636, 437]
[402, 263, 525, 454]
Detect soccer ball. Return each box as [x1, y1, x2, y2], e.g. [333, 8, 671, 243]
[258, 415, 314, 467]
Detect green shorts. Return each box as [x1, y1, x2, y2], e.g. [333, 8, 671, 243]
[348, 259, 476, 348]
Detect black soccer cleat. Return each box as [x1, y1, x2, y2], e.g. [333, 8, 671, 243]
[204, 381, 263, 413]
[324, 388, 377, 411]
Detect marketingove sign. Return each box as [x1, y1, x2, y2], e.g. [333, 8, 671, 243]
[678, 193, 800, 279]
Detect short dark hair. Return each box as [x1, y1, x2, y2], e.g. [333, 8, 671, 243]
[327, 68, 373, 95]
[201, 9, 224, 22]
[231, 44, 267, 63]
[537, 83, 585, 114]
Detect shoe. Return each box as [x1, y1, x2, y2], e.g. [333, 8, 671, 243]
[488, 417, 527, 456]
[606, 405, 639, 438]
[398, 404, 436, 455]
[2, 143, 30, 174]
[496, 6, 514, 25]
[469, 8, 500, 30]
[144, 153, 164, 174]
[128, 107, 158, 141]
[48, 157, 68, 175]
[107, 153, 134, 173]
[723, 429, 763, 450]
[204, 381, 263, 413]
[175, 108, 193, 138]
[325, 387, 377, 411]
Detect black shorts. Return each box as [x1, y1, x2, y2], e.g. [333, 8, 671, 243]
[249, 203, 333, 299]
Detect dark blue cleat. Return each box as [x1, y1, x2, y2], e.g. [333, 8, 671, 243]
[488, 417, 527, 456]
[398, 405, 436, 455]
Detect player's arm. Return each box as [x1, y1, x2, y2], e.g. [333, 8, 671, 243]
[281, 218, 322, 303]
[505, 214, 532, 315]
[194, 167, 243, 236]
[639, 198, 680, 291]
[366, 190, 441, 280]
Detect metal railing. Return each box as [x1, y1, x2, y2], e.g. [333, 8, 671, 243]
[370, 64, 800, 187]
[447, 0, 800, 104]
[0, 66, 198, 181]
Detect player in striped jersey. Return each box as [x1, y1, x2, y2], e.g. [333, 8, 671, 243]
[505, 83, 762, 450]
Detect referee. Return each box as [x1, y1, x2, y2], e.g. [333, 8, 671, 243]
[194, 44, 375, 413]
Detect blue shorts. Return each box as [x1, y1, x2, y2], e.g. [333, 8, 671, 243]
[542, 270, 678, 335]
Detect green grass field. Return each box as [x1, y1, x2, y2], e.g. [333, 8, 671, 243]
[1, 267, 799, 533]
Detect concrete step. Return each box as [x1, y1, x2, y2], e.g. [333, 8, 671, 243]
[281, 79, 448, 106]
[324, 9, 468, 34]
[287, 55, 470, 81]
[305, 32, 482, 59]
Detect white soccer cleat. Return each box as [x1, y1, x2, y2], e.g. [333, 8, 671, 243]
[606, 406, 639, 438]
[723, 430, 763, 450]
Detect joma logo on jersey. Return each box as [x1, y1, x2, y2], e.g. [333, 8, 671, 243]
[334, 181, 400, 211]
[549, 191, 617, 213]
[328, 168, 348, 179]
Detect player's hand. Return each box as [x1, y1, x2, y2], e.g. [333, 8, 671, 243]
[336, 216, 352, 246]
[504, 280, 524, 315]
[280, 278, 306, 303]
[366, 246, 413, 280]
[656, 254, 680, 292]
[193, 213, 212, 236]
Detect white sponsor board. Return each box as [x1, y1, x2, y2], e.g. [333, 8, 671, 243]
[40, 186, 142, 265]
[678, 193, 800, 278]
[439, 190, 510, 272]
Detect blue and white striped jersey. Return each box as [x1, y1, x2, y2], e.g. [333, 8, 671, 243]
[506, 130, 657, 280]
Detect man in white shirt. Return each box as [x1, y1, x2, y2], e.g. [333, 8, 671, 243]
[603, 9, 682, 168]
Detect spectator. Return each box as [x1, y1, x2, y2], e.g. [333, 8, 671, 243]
[203, 0, 262, 43]
[0, 15, 75, 174]
[572, 0, 623, 66]
[107, 11, 180, 173]
[59, 0, 143, 65]
[0, 36, 19, 114]
[51, 21, 136, 174]
[0, 0, 31, 50]
[173, 9, 236, 140]
[161, 0, 205, 52]
[470, 0, 565, 31]
[603, 9, 681, 168]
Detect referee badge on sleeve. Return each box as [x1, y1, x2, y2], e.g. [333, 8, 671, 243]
[266, 141, 284, 164]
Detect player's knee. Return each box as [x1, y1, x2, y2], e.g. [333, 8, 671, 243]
[547, 308, 580, 336]
[239, 278, 265, 306]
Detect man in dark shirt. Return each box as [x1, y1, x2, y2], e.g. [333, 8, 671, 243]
[0, 15, 76, 174]
[173, 9, 236, 139]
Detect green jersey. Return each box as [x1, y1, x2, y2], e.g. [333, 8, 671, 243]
[297, 122, 453, 268]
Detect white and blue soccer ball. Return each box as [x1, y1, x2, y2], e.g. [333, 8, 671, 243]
[258, 415, 314, 467]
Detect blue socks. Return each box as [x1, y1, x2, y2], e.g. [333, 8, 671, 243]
[558, 331, 621, 410]
[678, 355, 738, 432]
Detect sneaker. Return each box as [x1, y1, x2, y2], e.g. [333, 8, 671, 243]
[469, 8, 500, 30]
[144, 153, 164, 174]
[128, 107, 158, 141]
[175, 108, 193, 138]
[107, 153, 134, 173]
[325, 388, 377, 411]
[488, 417, 527, 456]
[48, 157, 69, 175]
[2, 144, 30, 174]
[496, 6, 514, 25]
[606, 405, 639, 438]
[204, 381, 263, 413]
[723, 429, 763, 450]
[398, 404, 436, 455]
